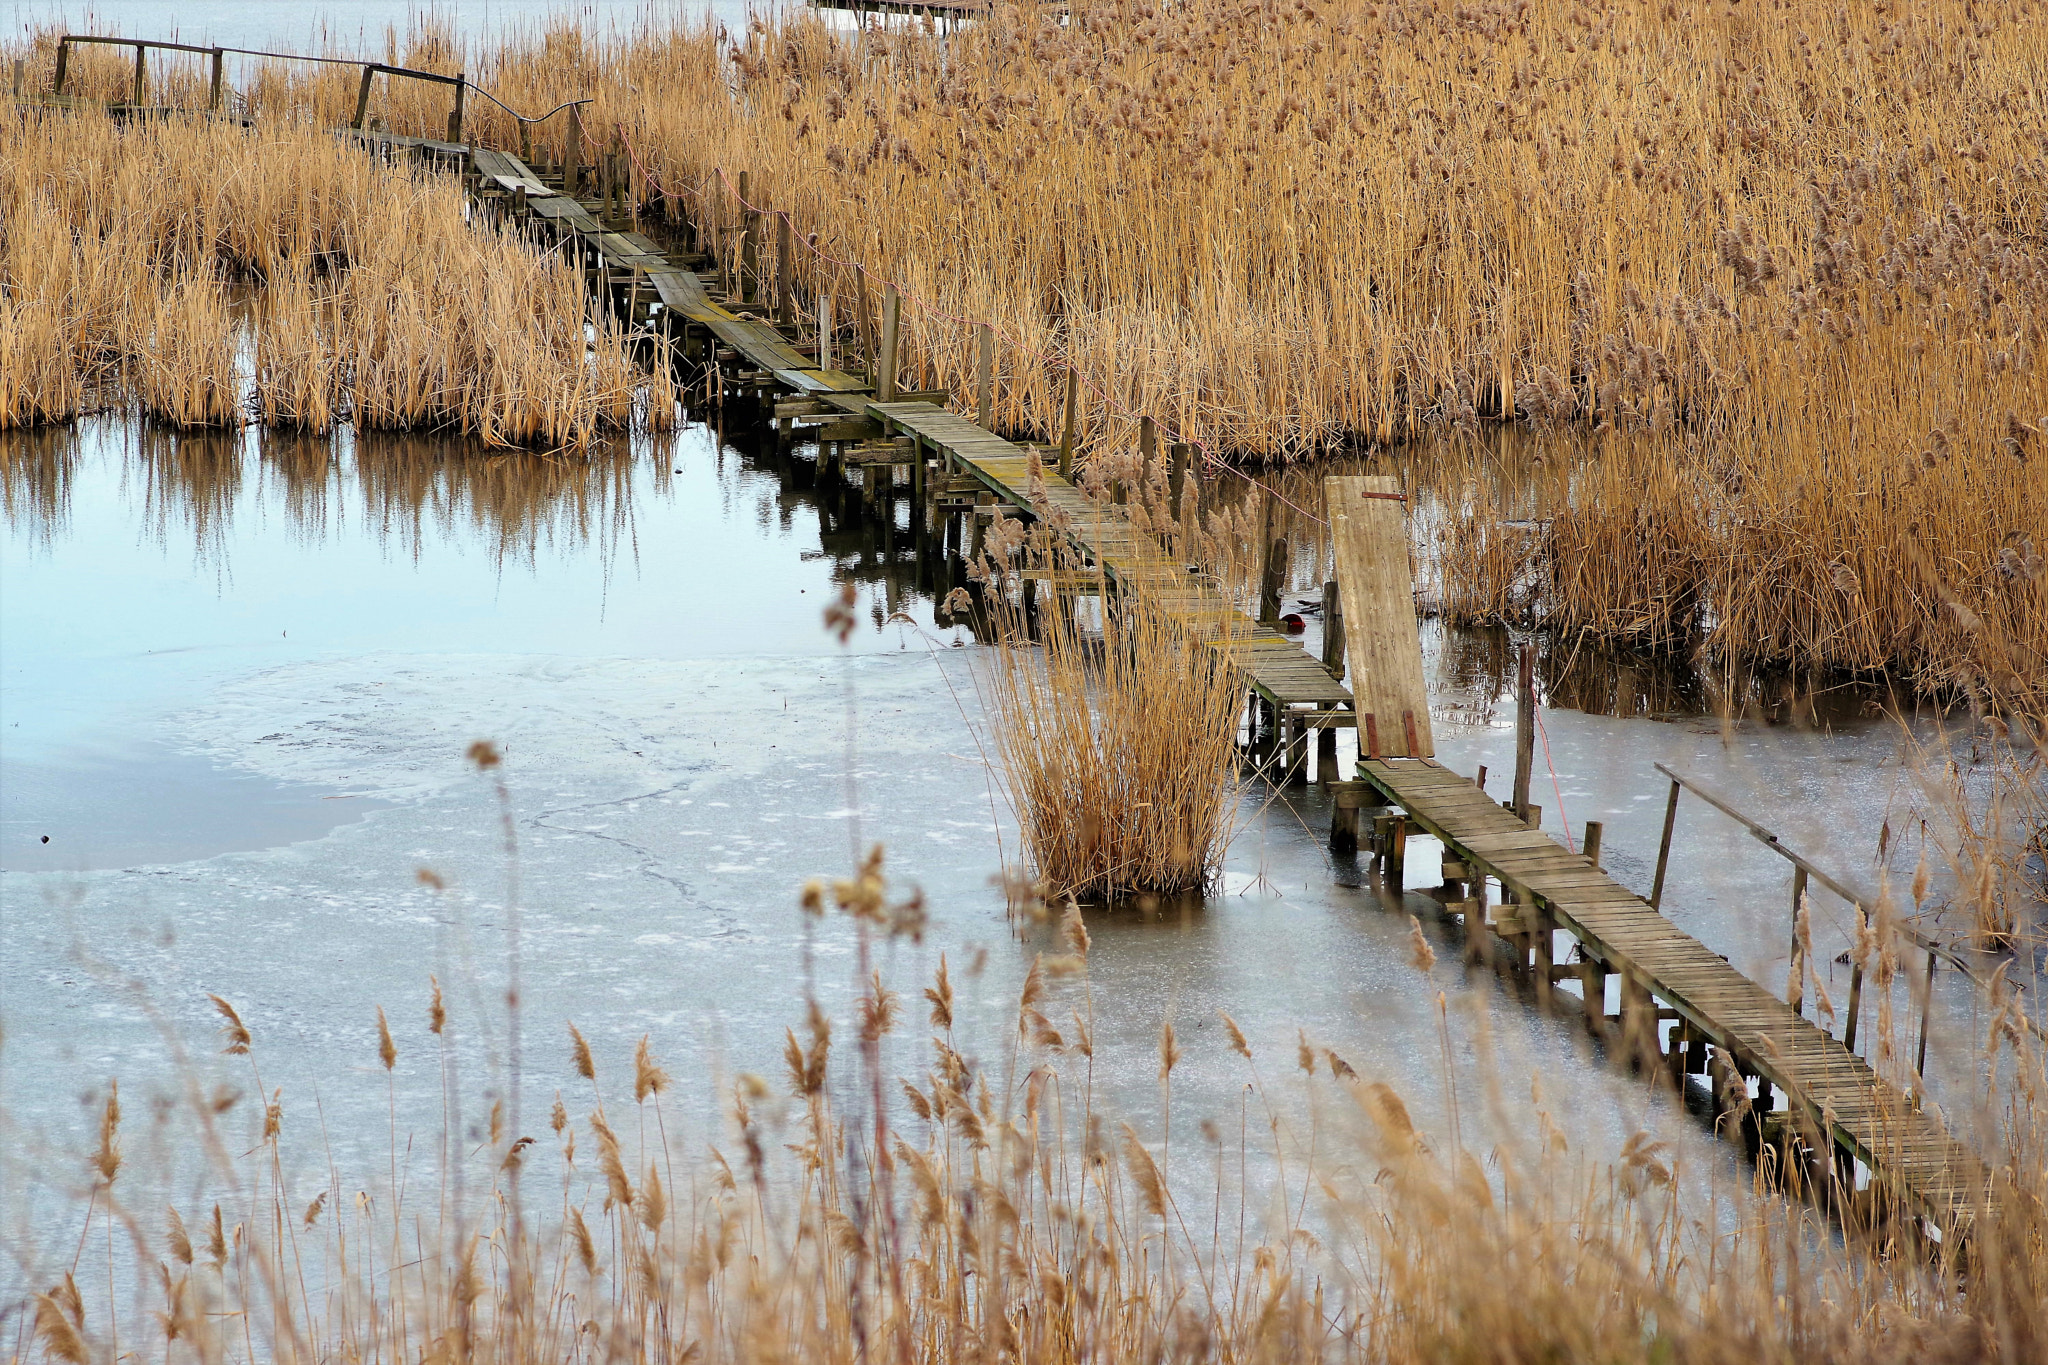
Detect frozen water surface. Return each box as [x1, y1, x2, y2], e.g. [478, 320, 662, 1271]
[2, 413, 2031, 1285]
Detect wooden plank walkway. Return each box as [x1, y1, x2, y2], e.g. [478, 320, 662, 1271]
[1358, 755, 1989, 1233]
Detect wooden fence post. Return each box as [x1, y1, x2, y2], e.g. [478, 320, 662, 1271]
[878, 284, 901, 402]
[131, 43, 146, 107]
[1788, 867, 1809, 1016]
[975, 323, 994, 428]
[53, 39, 70, 96]
[1512, 642, 1535, 821]
[448, 73, 466, 143]
[819, 295, 834, 372]
[351, 66, 374, 129]
[208, 49, 224, 110]
[1057, 367, 1078, 479]
[776, 211, 793, 325]
[1649, 778, 1681, 909]
[566, 105, 584, 194]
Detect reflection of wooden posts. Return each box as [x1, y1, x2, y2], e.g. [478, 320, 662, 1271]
[1057, 368, 1078, 480]
[877, 284, 901, 402]
[1512, 642, 1534, 820]
[975, 323, 994, 428]
[775, 212, 793, 325]
[1329, 783, 1363, 854]
[1621, 972, 1656, 1069]
[1649, 777, 1681, 909]
[1258, 488, 1285, 623]
[1579, 957, 1606, 1032]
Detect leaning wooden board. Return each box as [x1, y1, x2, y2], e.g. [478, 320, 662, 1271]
[1327, 475, 1433, 758]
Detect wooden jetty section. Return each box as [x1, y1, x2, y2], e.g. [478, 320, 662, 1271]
[1327, 482, 1987, 1236]
[16, 62, 1990, 1241]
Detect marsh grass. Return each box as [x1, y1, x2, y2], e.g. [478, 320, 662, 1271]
[7, 841, 2046, 1365]
[1, 106, 647, 449]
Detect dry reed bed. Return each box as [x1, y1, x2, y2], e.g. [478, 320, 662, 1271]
[9, 871, 2045, 1365]
[0, 106, 646, 448]
[963, 517, 1248, 900]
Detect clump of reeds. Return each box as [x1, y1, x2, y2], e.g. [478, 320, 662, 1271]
[2, 104, 652, 450]
[965, 515, 1246, 900]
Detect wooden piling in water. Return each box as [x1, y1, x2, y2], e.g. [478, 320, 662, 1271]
[878, 284, 901, 402]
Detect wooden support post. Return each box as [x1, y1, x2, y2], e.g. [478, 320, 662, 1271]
[1531, 908, 1553, 1007]
[1580, 820, 1604, 869]
[1650, 778, 1681, 910]
[132, 43, 146, 107]
[741, 215, 760, 305]
[818, 295, 834, 373]
[776, 212, 793, 325]
[878, 284, 901, 402]
[1321, 579, 1345, 678]
[209, 49, 224, 111]
[1465, 894, 1490, 963]
[566, 104, 584, 195]
[1387, 817, 1408, 887]
[1258, 487, 1285, 623]
[1621, 973, 1656, 1070]
[1316, 716, 1338, 787]
[1057, 367, 1078, 480]
[975, 323, 994, 429]
[1329, 786, 1363, 855]
[1579, 958, 1605, 1031]
[53, 40, 70, 96]
[1168, 441, 1190, 517]
[1512, 642, 1535, 821]
[449, 74, 466, 143]
[1788, 866, 1809, 1016]
[1139, 414, 1158, 479]
[1285, 715, 1307, 786]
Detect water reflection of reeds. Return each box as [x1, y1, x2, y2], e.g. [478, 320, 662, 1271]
[0, 424, 83, 547]
[134, 424, 246, 562]
[348, 433, 649, 571]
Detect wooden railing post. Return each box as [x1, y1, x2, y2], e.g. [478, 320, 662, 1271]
[1649, 778, 1681, 909]
[975, 323, 993, 428]
[448, 73, 465, 142]
[53, 38, 70, 96]
[131, 42, 146, 106]
[209, 48, 224, 111]
[565, 102, 584, 194]
[818, 295, 834, 373]
[1512, 642, 1535, 820]
[1057, 367, 1078, 479]
[878, 284, 901, 402]
[351, 65, 375, 129]
[1583, 819, 1604, 868]
[776, 211, 793, 325]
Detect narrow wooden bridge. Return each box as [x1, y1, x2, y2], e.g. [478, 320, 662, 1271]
[17, 61, 1987, 1242]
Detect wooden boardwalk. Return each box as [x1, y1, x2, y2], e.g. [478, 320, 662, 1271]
[1356, 755, 1988, 1233]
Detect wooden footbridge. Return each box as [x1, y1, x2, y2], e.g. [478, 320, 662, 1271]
[15, 60, 1990, 1244]
[361, 125, 1998, 1244]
